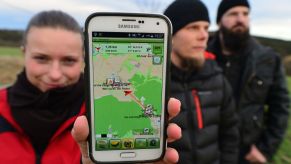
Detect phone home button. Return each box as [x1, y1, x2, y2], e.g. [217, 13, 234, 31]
[120, 152, 136, 158]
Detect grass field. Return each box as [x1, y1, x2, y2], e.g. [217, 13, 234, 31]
[272, 76, 291, 164]
[0, 46, 21, 56]
[0, 46, 290, 163]
[0, 46, 23, 86]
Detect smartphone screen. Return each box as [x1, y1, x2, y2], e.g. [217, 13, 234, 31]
[85, 13, 171, 163]
[92, 31, 164, 151]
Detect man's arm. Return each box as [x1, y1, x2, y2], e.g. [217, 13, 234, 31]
[219, 77, 240, 164]
[256, 53, 290, 160]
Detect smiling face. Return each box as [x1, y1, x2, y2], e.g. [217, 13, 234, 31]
[171, 21, 209, 70]
[23, 27, 83, 92]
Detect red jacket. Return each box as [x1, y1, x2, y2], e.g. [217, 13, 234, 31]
[0, 89, 85, 164]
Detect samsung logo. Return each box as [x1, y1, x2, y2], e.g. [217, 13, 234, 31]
[118, 24, 140, 28]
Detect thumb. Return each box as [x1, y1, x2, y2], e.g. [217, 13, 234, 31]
[71, 116, 93, 164]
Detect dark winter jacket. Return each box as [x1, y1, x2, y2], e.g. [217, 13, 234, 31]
[169, 52, 239, 164]
[0, 88, 85, 164]
[208, 35, 290, 160]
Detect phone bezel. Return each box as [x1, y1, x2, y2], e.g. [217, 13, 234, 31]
[84, 12, 172, 163]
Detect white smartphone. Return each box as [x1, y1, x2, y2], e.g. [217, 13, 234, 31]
[84, 12, 171, 163]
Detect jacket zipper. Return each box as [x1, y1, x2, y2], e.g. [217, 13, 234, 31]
[192, 90, 203, 129]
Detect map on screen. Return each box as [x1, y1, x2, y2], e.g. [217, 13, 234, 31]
[92, 32, 165, 150]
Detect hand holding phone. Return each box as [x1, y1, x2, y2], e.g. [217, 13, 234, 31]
[84, 12, 171, 163]
[71, 98, 182, 164]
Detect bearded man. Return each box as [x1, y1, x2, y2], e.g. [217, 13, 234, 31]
[207, 0, 290, 163]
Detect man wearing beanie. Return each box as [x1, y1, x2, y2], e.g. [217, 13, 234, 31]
[207, 0, 290, 163]
[164, 0, 239, 163]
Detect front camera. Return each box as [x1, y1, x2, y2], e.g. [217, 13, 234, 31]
[156, 22, 160, 25]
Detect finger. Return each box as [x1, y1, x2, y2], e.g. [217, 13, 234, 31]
[71, 116, 92, 164]
[167, 123, 181, 143]
[153, 148, 178, 164]
[245, 153, 256, 163]
[168, 98, 181, 120]
[163, 147, 179, 164]
[245, 152, 252, 161]
[252, 145, 267, 163]
[245, 154, 251, 161]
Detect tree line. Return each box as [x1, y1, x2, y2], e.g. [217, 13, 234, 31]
[1, 29, 291, 75]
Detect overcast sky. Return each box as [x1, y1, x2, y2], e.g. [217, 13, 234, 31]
[1, 0, 290, 40]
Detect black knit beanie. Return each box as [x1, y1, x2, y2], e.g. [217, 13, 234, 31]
[164, 0, 210, 35]
[216, 0, 250, 23]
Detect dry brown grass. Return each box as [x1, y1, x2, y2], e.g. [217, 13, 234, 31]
[0, 55, 24, 86]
